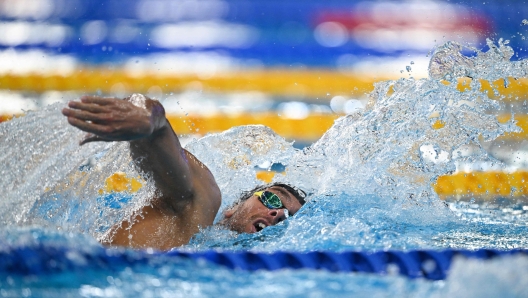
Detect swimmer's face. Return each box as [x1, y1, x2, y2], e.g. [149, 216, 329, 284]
[221, 186, 302, 233]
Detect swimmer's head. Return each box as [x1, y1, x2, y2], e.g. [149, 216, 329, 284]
[219, 183, 306, 233]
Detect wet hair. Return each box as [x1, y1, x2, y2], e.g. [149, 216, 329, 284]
[237, 182, 307, 206]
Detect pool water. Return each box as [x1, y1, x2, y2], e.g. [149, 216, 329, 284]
[1, 40, 528, 297]
[1, 218, 527, 298]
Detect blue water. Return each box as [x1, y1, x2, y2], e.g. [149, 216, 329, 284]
[1, 40, 528, 297]
[1, 201, 528, 298]
[185, 193, 528, 252]
[0, 226, 444, 298]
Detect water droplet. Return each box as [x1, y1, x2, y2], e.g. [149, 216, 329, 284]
[406, 66, 412, 72]
[523, 19, 528, 25]
[410, 61, 414, 65]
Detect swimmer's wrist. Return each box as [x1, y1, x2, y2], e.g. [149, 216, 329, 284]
[149, 117, 171, 139]
[149, 100, 168, 134]
[125, 93, 170, 141]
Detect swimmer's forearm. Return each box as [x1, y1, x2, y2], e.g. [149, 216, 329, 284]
[130, 115, 195, 203]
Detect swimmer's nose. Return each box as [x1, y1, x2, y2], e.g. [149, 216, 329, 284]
[268, 209, 287, 225]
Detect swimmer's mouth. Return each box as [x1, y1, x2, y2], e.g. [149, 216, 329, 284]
[253, 220, 269, 232]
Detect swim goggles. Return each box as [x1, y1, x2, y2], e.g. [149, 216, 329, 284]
[254, 191, 284, 209]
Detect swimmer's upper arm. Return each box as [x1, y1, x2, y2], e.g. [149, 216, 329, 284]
[186, 150, 222, 220]
[119, 96, 221, 219]
[130, 121, 221, 218]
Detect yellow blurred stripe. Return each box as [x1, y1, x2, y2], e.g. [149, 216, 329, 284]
[0, 115, 11, 123]
[100, 169, 528, 199]
[1, 70, 527, 101]
[0, 69, 376, 100]
[1, 112, 527, 141]
[461, 77, 528, 101]
[497, 114, 528, 139]
[434, 171, 528, 198]
[168, 113, 528, 141]
[439, 77, 528, 101]
[252, 170, 528, 199]
[166, 113, 337, 141]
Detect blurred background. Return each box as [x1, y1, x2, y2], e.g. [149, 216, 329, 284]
[1, 0, 528, 202]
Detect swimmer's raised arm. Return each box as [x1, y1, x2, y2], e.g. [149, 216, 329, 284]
[60, 94, 302, 249]
[61, 95, 220, 212]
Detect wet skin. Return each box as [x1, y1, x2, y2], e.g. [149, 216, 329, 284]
[62, 95, 299, 250]
[220, 186, 303, 233]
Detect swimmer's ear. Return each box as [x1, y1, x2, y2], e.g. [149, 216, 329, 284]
[223, 206, 236, 218]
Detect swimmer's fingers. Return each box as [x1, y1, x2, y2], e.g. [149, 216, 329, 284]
[62, 107, 110, 122]
[79, 133, 107, 145]
[67, 101, 107, 113]
[66, 116, 113, 140]
[64, 94, 159, 143]
[79, 95, 117, 105]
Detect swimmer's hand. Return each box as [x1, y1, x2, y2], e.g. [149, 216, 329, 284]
[62, 94, 167, 145]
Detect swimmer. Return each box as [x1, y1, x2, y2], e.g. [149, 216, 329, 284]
[62, 94, 306, 250]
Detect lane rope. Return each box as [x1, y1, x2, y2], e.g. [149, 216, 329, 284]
[1, 244, 525, 280]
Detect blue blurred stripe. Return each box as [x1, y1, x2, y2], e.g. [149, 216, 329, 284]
[0, 0, 526, 66]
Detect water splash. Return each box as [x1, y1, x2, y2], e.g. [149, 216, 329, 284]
[0, 40, 526, 253]
[429, 39, 527, 82]
[185, 40, 526, 251]
[0, 104, 156, 240]
[283, 40, 522, 202]
[434, 254, 528, 297]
